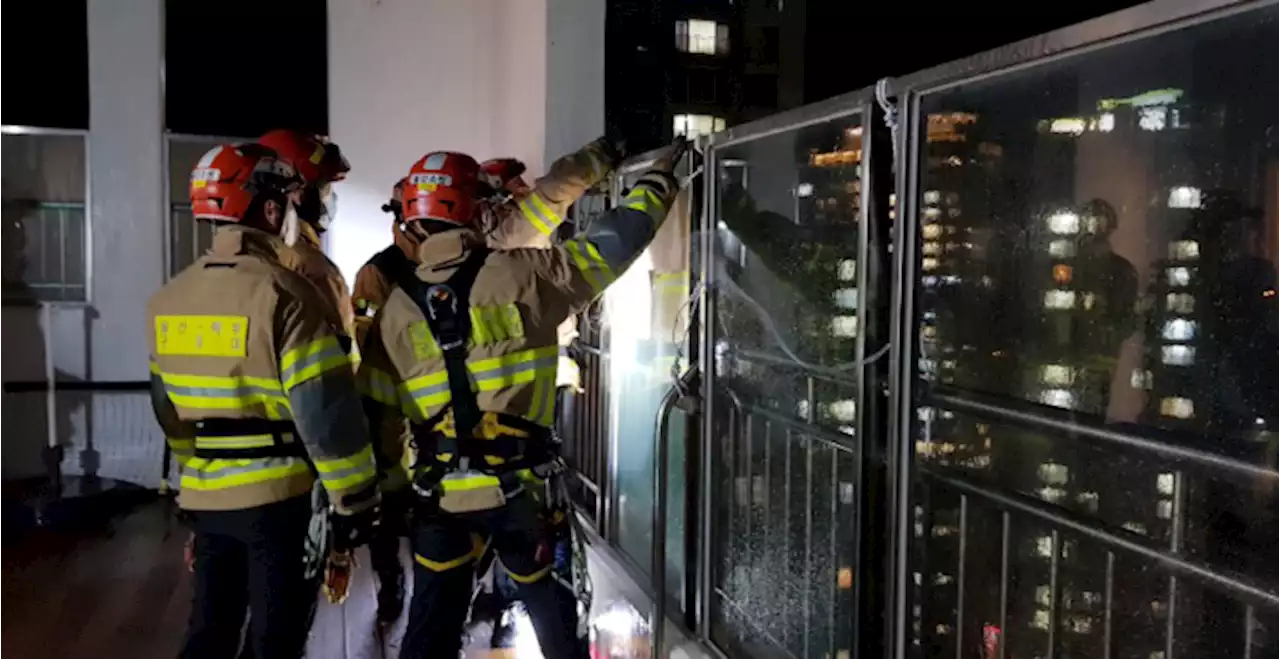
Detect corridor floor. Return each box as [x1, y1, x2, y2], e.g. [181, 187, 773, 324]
[1, 497, 524, 659]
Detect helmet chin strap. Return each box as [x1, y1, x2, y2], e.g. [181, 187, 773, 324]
[282, 205, 301, 247]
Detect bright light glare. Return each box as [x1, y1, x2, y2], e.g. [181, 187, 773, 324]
[593, 606, 645, 636]
[507, 605, 543, 658]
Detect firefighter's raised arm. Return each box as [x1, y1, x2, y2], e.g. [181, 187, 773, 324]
[485, 136, 624, 247]
[512, 139, 687, 316]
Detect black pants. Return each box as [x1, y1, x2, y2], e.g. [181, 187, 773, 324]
[369, 490, 409, 623]
[181, 495, 316, 659]
[400, 493, 586, 659]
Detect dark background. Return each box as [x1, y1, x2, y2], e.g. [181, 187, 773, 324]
[4, 0, 1143, 141]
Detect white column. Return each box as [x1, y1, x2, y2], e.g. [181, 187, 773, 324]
[326, 0, 603, 282]
[87, 0, 165, 381]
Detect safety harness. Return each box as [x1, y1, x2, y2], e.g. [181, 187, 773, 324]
[388, 247, 557, 497]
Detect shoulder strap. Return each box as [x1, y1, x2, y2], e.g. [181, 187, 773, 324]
[394, 247, 492, 438]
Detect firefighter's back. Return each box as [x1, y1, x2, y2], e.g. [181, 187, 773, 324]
[148, 229, 319, 511]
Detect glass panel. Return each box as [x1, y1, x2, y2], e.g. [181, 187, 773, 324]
[1, 133, 88, 303]
[606, 156, 694, 582]
[709, 110, 863, 658]
[910, 6, 1279, 658]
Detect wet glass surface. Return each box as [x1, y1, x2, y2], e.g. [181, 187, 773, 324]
[606, 158, 695, 592]
[709, 111, 864, 659]
[911, 6, 1279, 658]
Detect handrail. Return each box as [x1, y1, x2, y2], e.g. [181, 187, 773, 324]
[651, 385, 682, 658]
[2, 380, 150, 393]
[729, 347, 859, 387]
[920, 465, 1279, 609]
[926, 385, 1278, 482]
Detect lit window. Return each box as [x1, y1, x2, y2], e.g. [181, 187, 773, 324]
[796, 182, 814, 197]
[922, 223, 943, 239]
[675, 19, 728, 55]
[831, 315, 858, 337]
[828, 399, 856, 422]
[1035, 535, 1054, 558]
[1166, 267, 1192, 287]
[1167, 186, 1202, 209]
[1161, 319, 1196, 341]
[1097, 113, 1115, 132]
[922, 257, 939, 271]
[1156, 500, 1173, 519]
[1139, 106, 1167, 131]
[1040, 364, 1073, 386]
[1161, 345, 1195, 366]
[923, 190, 940, 204]
[1168, 240, 1200, 260]
[1157, 473, 1175, 495]
[1130, 369, 1153, 389]
[1166, 293, 1195, 314]
[673, 113, 726, 139]
[1066, 615, 1094, 634]
[1047, 210, 1080, 234]
[1044, 290, 1077, 309]
[1048, 239, 1076, 257]
[1076, 491, 1099, 513]
[837, 259, 857, 281]
[1053, 264, 1073, 284]
[832, 288, 858, 309]
[1160, 397, 1194, 419]
[922, 241, 941, 255]
[1040, 389, 1075, 409]
[1032, 610, 1051, 630]
[1038, 462, 1069, 485]
[1037, 487, 1066, 504]
[1049, 117, 1086, 135]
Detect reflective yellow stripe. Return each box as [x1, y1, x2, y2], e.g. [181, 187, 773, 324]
[565, 240, 606, 293]
[159, 372, 292, 420]
[313, 444, 378, 491]
[179, 458, 311, 491]
[518, 193, 559, 236]
[193, 433, 289, 450]
[400, 346, 558, 422]
[360, 367, 400, 406]
[504, 563, 552, 584]
[440, 473, 502, 491]
[280, 336, 350, 390]
[408, 304, 526, 358]
[624, 187, 666, 222]
[149, 360, 161, 374]
[413, 534, 486, 572]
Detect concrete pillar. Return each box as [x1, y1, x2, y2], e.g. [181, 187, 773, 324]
[326, 0, 604, 281]
[87, 0, 165, 380]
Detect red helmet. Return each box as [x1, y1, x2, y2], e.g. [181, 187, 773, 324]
[381, 177, 409, 219]
[258, 129, 350, 184]
[403, 152, 480, 226]
[480, 158, 529, 196]
[189, 143, 299, 223]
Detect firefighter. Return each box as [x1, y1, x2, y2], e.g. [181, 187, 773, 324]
[148, 143, 380, 659]
[358, 139, 687, 659]
[258, 129, 357, 344]
[352, 178, 417, 349]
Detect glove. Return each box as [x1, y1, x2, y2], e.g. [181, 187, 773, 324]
[649, 137, 689, 174]
[331, 501, 380, 551]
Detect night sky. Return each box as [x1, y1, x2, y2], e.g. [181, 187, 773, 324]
[4, 0, 1147, 136]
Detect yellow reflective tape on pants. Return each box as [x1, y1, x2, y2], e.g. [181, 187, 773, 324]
[179, 458, 311, 491]
[159, 372, 292, 420]
[281, 336, 350, 390]
[414, 534, 486, 572]
[582, 240, 617, 285]
[504, 563, 552, 584]
[439, 473, 501, 491]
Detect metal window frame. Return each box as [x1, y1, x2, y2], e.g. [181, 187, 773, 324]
[696, 85, 878, 659]
[1, 124, 93, 306]
[883, 0, 1278, 656]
